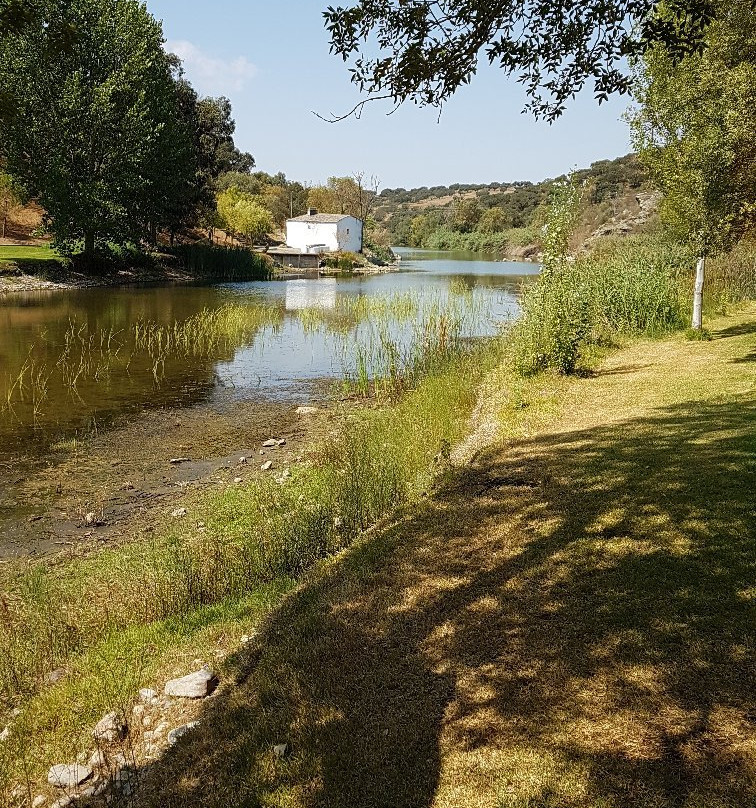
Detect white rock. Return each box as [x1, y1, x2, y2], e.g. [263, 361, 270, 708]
[164, 667, 215, 699]
[281, 468, 291, 478]
[262, 439, 277, 448]
[138, 687, 157, 703]
[273, 743, 289, 758]
[295, 406, 319, 415]
[277, 439, 287, 446]
[169, 457, 191, 464]
[32, 796, 47, 808]
[167, 721, 199, 745]
[93, 711, 127, 743]
[51, 798, 73, 808]
[261, 460, 273, 471]
[0, 725, 9, 742]
[84, 512, 97, 526]
[238, 456, 248, 464]
[132, 703, 145, 718]
[88, 750, 107, 768]
[171, 507, 187, 518]
[154, 721, 169, 736]
[234, 477, 243, 484]
[47, 763, 93, 789]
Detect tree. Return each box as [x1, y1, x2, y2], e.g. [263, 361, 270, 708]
[0, 172, 23, 239]
[0, 0, 195, 253]
[195, 97, 255, 182]
[630, 0, 756, 328]
[451, 197, 483, 233]
[308, 174, 379, 220]
[476, 207, 509, 233]
[216, 188, 273, 244]
[324, 0, 717, 120]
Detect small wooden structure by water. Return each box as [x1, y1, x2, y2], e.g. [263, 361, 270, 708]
[267, 247, 319, 270]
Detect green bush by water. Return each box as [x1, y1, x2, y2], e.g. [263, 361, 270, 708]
[511, 237, 689, 375]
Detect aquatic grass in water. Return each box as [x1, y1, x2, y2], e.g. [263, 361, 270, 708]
[337, 290, 487, 398]
[0, 301, 283, 433]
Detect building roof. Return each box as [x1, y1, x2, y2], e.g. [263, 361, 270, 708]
[267, 246, 304, 255]
[287, 213, 355, 224]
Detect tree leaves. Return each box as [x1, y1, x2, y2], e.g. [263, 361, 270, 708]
[324, 0, 717, 120]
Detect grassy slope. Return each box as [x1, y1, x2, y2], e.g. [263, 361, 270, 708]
[0, 245, 59, 262]
[133, 305, 756, 808]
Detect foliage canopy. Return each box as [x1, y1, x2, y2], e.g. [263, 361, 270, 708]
[324, 0, 717, 120]
[630, 0, 756, 255]
[0, 0, 195, 252]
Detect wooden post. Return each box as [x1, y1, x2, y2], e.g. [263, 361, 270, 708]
[692, 256, 705, 330]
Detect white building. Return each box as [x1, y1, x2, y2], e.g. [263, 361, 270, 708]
[285, 210, 363, 254]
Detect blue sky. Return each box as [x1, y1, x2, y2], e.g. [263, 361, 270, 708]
[146, 0, 633, 189]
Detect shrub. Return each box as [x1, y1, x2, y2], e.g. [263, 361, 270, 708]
[170, 243, 272, 280]
[511, 237, 689, 375]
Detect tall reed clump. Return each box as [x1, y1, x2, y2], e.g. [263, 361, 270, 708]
[511, 237, 689, 375]
[170, 244, 273, 281]
[701, 240, 756, 312]
[510, 174, 690, 375]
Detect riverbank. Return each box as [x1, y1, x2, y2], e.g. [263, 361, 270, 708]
[0, 245, 400, 294]
[129, 302, 755, 808]
[1, 302, 753, 805]
[0, 330, 492, 804]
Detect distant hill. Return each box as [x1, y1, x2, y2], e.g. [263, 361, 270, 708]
[372, 154, 658, 257]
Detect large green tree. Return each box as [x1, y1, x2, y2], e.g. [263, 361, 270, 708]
[630, 0, 756, 326]
[324, 0, 717, 120]
[0, 0, 194, 252]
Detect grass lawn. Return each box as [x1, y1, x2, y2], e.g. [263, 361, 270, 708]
[129, 305, 756, 808]
[0, 245, 60, 263]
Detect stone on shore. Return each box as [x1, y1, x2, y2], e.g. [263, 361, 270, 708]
[47, 763, 93, 789]
[261, 460, 273, 471]
[295, 406, 319, 415]
[138, 687, 159, 705]
[93, 711, 127, 743]
[262, 439, 278, 447]
[167, 721, 200, 745]
[164, 667, 216, 699]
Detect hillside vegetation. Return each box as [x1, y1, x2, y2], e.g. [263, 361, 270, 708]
[374, 154, 656, 257]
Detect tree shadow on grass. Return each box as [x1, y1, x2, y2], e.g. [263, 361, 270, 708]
[129, 391, 756, 808]
[712, 319, 756, 338]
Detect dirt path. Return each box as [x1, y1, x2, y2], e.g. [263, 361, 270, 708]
[129, 306, 755, 808]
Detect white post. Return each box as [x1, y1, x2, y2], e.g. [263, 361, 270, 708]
[692, 255, 705, 330]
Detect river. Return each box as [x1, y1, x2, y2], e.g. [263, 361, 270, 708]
[0, 249, 539, 457]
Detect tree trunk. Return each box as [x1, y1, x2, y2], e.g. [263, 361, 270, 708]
[692, 255, 705, 330]
[84, 230, 95, 253]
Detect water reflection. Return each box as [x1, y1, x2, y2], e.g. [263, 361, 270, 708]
[0, 253, 539, 456]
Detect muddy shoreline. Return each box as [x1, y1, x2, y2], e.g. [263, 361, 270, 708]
[0, 395, 338, 561]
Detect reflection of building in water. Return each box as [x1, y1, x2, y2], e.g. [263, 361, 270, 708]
[285, 279, 337, 311]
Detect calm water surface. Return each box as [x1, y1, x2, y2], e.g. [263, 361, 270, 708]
[0, 250, 539, 456]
